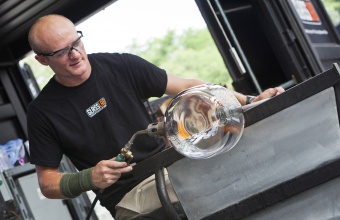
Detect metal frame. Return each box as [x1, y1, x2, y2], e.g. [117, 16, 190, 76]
[132, 63, 340, 219]
[3, 164, 36, 220]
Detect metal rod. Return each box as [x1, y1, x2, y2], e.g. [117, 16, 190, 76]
[209, 0, 262, 93]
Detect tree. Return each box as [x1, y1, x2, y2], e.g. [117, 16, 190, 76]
[21, 53, 54, 89]
[322, 0, 340, 26]
[126, 28, 233, 88]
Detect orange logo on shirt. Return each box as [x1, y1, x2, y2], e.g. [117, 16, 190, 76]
[86, 97, 107, 118]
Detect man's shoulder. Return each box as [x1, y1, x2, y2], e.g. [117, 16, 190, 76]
[88, 52, 141, 63]
[27, 80, 63, 112]
[88, 52, 128, 60]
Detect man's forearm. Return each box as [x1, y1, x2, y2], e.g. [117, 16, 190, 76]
[231, 90, 247, 106]
[36, 165, 94, 199]
[36, 166, 68, 199]
[60, 167, 97, 198]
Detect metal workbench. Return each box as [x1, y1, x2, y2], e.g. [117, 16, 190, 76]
[132, 63, 340, 220]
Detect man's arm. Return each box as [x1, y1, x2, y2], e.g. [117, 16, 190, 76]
[165, 72, 284, 105]
[35, 165, 66, 199]
[230, 87, 284, 105]
[165, 72, 207, 96]
[36, 158, 133, 199]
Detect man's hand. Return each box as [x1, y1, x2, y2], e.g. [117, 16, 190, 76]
[251, 87, 285, 103]
[232, 87, 285, 106]
[92, 158, 133, 189]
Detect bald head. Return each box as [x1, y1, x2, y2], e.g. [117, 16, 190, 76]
[28, 14, 77, 54]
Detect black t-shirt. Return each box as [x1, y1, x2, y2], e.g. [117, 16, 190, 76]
[27, 53, 167, 208]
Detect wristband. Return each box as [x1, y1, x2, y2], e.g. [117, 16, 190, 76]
[60, 167, 97, 198]
[245, 95, 256, 105]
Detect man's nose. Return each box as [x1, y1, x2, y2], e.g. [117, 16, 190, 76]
[68, 46, 80, 57]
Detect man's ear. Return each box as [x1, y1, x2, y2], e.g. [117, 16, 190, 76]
[35, 55, 49, 66]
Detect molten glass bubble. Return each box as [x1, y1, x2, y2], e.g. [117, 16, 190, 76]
[164, 84, 244, 159]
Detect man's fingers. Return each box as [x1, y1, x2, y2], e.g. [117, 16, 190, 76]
[92, 159, 134, 189]
[251, 87, 285, 103]
[275, 86, 285, 95]
[261, 87, 284, 99]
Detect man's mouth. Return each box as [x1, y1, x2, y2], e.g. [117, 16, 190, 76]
[70, 60, 81, 67]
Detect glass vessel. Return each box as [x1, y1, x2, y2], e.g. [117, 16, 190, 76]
[164, 84, 244, 159]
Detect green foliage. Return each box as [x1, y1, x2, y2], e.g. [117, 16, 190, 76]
[126, 28, 233, 88]
[22, 54, 54, 89]
[322, 0, 340, 25]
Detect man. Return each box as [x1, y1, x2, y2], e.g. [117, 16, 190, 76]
[27, 14, 284, 219]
